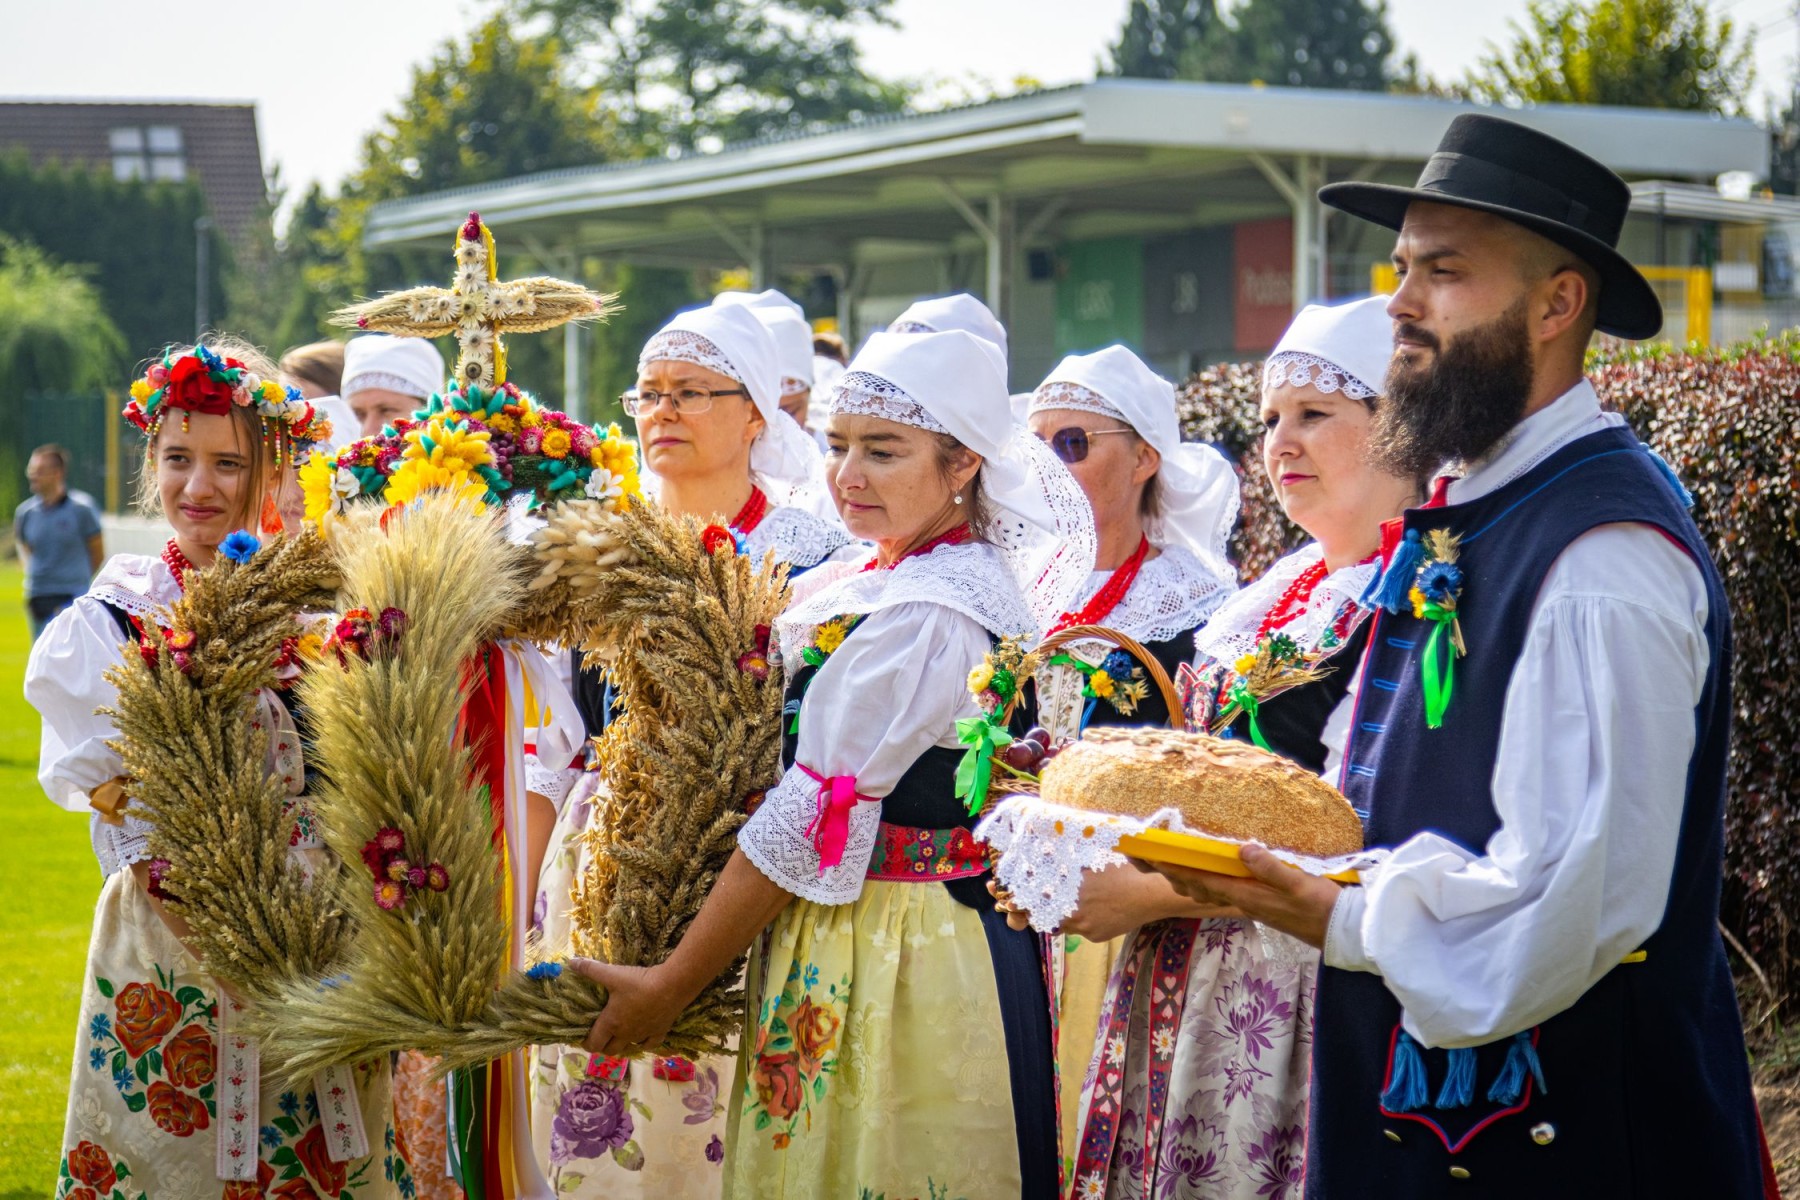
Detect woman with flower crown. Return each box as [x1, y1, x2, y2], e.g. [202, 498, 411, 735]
[1012, 344, 1241, 1172]
[1037, 296, 1416, 1200]
[530, 300, 860, 1199]
[567, 328, 1095, 1199]
[26, 337, 411, 1200]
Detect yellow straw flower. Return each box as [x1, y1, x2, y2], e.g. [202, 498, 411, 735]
[1234, 653, 1258, 676]
[486, 412, 519, 435]
[299, 453, 338, 523]
[1408, 586, 1427, 620]
[814, 620, 848, 655]
[967, 662, 994, 694]
[403, 421, 493, 474]
[130, 378, 154, 402]
[384, 459, 489, 511]
[540, 428, 572, 459]
[1088, 670, 1116, 699]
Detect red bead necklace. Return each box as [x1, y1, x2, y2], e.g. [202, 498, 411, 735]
[1256, 552, 1380, 640]
[1047, 535, 1151, 635]
[730, 485, 769, 536]
[862, 523, 973, 572]
[162, 540, 197, 594]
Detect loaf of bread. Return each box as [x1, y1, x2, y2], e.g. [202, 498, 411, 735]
[1037, 727, 1363, 858]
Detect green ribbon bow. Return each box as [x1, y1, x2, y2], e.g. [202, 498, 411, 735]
[954, 716, 1014, 816]
[1223, 680, 1272, 751]
[1419, 601, 1462, 729]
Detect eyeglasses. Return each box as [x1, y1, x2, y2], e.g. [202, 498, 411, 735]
[620, 386, 747, 416]
[1040, 425, 1136, 465]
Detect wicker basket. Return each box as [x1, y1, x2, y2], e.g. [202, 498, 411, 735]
[982, 623, 1183, 808]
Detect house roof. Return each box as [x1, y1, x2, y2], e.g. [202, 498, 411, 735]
[0, 100, 266, 240]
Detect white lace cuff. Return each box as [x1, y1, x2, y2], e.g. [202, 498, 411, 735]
[525, 752, 580, 812]
[94, 812, 156, 878]
[738, 763, 882, 906]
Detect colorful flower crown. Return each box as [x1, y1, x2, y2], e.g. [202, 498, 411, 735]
[124, 345, 333, 451]
[300, 379, 640, 521]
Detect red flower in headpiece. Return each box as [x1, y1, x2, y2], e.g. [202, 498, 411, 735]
[462, 212, 483, 241]
[165, 355, 236, 416]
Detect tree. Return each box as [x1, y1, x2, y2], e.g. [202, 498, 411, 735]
[1178, 0, 1396, 90]
[523, 0, 908, 150]
[1107, 0, 1218, 80]
[1465, 0, 1754, 115]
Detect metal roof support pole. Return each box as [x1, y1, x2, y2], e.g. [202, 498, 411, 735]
[1249, 151, 1325, 312]
[937, 179, 1006, 320]
[525, 237, 589, 420]
[701, 208, 767, 284]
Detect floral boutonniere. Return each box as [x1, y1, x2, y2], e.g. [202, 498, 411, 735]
[1046, 648, 1150, 721]
[787, 615, 863, 733]
[1210, 632, 1332, 751]
[1408, 529, 1466, 728]
[955, 637, 1030, 814]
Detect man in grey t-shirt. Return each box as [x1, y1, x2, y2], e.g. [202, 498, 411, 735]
[14, 444, 103, 639]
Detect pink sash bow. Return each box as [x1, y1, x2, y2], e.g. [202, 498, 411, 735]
[797, 764, 877, 873]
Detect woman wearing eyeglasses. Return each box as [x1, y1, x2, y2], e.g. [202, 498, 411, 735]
[531, 302, 857, 1200]
[1053, 297, 1417, 1200]
[1013, 346, 1242, 1172]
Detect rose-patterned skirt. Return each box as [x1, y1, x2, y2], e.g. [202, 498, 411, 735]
[722, 879, 1032, 1200]
[1069, 917, 1316, 1200]
[56, 867, 411, 1200]
[529, 773, 730, 1198]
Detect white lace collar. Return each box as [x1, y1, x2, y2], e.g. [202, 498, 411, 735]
[1078, 543, 1236, 645]
[775, 540, 1036, 673]
[1192, 542, 1374, 667]
[743, 504, 856, 571]
[86, 553, 181, 621]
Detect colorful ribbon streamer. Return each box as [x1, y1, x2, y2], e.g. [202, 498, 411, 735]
[954, 716, 1014, 815]
[797, 764, 876, 871]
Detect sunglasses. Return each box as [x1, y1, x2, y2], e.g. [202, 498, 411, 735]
[1041, 425, 1136, 464]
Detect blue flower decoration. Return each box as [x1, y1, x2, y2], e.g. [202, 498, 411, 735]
[525, 960, 564, 982]
[196, 344, 226, 372]
[400, 1175, 418, 1199]
[1100, 649, 1137, 683]
[305, 1091, 320, 1121]
[261, 1124, 284, 1150]
[1418, 561, 1463, 604]
[803, 963, 820, 990]
[89, 1047, 107, 1071]
[219, 530, 261, 564]
[89, 1013, 112, 1040]
[278, 1091, 301, 1118]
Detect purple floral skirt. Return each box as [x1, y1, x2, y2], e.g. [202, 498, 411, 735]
[1069, 917, 1317, 1200]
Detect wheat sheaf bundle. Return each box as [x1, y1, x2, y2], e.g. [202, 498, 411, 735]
[422, 498, 790, 1069]
[248, 495, 554, 1079]
[103, 530, 345, 1002]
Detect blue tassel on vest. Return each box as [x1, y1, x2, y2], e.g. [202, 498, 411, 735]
[1363, 529, 1423, 613]
[1434, 1046, 1477, 1109]
[1486, 1030, 1549, 1105]
[1642, 443, 1694, 509]
[1380, 1030, 1429, 1112]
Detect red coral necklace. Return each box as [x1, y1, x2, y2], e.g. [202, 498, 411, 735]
[862, 523, 973, 572]
[1048, 535, 1150, 635]
[162, 540, 197, 594]
[731, 485, 769, 536]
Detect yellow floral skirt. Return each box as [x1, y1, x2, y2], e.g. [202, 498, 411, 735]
[723, 880, 1029, 1200]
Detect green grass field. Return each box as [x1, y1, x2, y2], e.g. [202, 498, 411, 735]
[0, 561, 103, 1197]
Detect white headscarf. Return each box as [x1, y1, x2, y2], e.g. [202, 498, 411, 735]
[1028, 345, 1239, 581]
[713, 289, 815, 390]
[638, 303, 822, 493]
[341, 335, 445, 401]
[1262, 294, 1394, 400]
[826, 329, 1096, 628]
[889, 293, 1008, 361]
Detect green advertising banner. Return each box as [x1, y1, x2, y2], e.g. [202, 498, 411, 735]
[1055, 236, 1145, 355]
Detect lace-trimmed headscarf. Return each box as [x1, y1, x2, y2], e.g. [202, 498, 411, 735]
[1261, 293, 1394, 403]
[824, 329, 1096, 628]
[1028, 345, 1240, 583]
[638, 303, 823, 492]
[714, 289, 815, 392]
[887, 293, 1009, 361]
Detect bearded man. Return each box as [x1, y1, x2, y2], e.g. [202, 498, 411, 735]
[1147, 115, 1773, 1197]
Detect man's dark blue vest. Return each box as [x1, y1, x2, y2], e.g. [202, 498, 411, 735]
[1308, 423, 1765, 1197]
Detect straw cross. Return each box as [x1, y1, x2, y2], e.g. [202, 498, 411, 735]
[335, 212, 615, 393]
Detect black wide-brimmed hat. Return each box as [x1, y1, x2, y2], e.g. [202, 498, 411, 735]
[1318, 113, 1662, 339]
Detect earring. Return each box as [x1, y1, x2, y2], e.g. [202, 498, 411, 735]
[953, 493, 964, 505]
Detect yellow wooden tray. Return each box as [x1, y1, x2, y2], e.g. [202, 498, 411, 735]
[1117, 827, 1361, 884]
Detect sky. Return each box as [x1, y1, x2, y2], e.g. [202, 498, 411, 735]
[6, 0, 1797, 205]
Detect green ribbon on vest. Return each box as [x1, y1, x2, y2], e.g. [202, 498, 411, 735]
[953, 716, 1013, 816]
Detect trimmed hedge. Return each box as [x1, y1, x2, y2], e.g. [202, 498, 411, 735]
[1175, 332, 1800, 1004]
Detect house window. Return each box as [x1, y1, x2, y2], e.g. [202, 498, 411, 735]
[110, 125, 186, 182]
